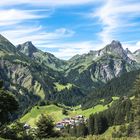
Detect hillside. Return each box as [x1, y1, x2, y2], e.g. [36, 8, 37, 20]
[20, 96, 119, 127]
[17, 41, 66, 71]
[1, 34, 140, 116]
[0, 34, 84, 115]
[82, 69, 140, 109]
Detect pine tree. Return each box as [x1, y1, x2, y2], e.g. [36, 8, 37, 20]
[0, 89, 19, 125]
[36, 114, 55, 138]
[88, 114, 95, 135]
[132, 76, 140, 136]
[76, 123, 88, 137]
[94, 114, 102, 134]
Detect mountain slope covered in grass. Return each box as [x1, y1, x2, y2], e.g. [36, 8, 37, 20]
[1, 34, 140, 116]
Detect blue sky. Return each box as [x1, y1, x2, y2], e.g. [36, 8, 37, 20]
[0, 0, 140, 59]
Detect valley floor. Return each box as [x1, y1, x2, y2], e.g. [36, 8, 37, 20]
[20, 97, 119, 127]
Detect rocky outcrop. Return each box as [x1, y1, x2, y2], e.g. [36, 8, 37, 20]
[65, 41, 140, 90]
[17, 41, 66, 71]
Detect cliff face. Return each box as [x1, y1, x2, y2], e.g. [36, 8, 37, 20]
[65, 41, 140, 90]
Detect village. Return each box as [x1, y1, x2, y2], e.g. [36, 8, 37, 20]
[55, 115, 87, 130]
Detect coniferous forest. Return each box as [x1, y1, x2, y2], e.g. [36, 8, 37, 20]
[0, 72, 140, 139]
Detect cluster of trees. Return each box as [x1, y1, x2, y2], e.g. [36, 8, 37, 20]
[82, 69, 140, 109]
[36, 114, 60, 138]
[112, 76, 140, 138]
[0, 114, 60, 140]
[0, 121, 33, 140]
[62, 109, 69, 115]
[88, 97, 133, 135]
[47, 86, 85, 106]
[0, 81, 19, 126]
[80, 76, 140, 138]
[63, 122, 88, 137]
[62, 97, 133, 138]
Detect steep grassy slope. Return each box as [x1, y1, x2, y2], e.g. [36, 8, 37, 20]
[82, 69, 140, 109]
[1, 34, 140, 118]
[20, 105, 67, 127]
[0, 35, 67, 115]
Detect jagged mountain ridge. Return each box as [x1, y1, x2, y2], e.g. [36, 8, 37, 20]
[0, 34, 140, 111]
[17, 41, 66, 71]
[9, 37, 140, 92]
[65, 40, 140, 90]
[0, 35, 69, 115]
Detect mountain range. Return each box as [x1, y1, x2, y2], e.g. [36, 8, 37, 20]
[0, 34, 140, 114]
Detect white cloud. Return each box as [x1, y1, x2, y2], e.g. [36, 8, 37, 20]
[123, 41, 140, 53]
[0, 9, 51, 26]
[0, 0, 104, 60]
[1, 26, 75, 45]
[1, 0, 140, 59]
[38, 41, 104, 59]
[91, 0, 140, 44]
[0, 0, 98, 7]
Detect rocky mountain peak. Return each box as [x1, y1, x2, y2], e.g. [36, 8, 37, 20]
[23, 41, 33, 46]
[134, 49, 140, 55]
[125, 48, 132, 55]
[107, 40, 123, 51]
[111, 40, 122, 46]
[99, 40, 128, 59]
[17, 41, 38, 57]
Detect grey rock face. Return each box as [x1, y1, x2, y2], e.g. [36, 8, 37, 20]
[17, 41, 66, 71]
[65, 40, 140, 90]
[17, 41, 38, 57]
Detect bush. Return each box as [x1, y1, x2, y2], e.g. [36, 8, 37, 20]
[0, 121, 33, 140]
[62, 109, 68, 115]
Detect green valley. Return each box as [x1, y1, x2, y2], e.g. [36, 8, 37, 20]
[20, 96, 119, 127]
[0, 34, 140, 139]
